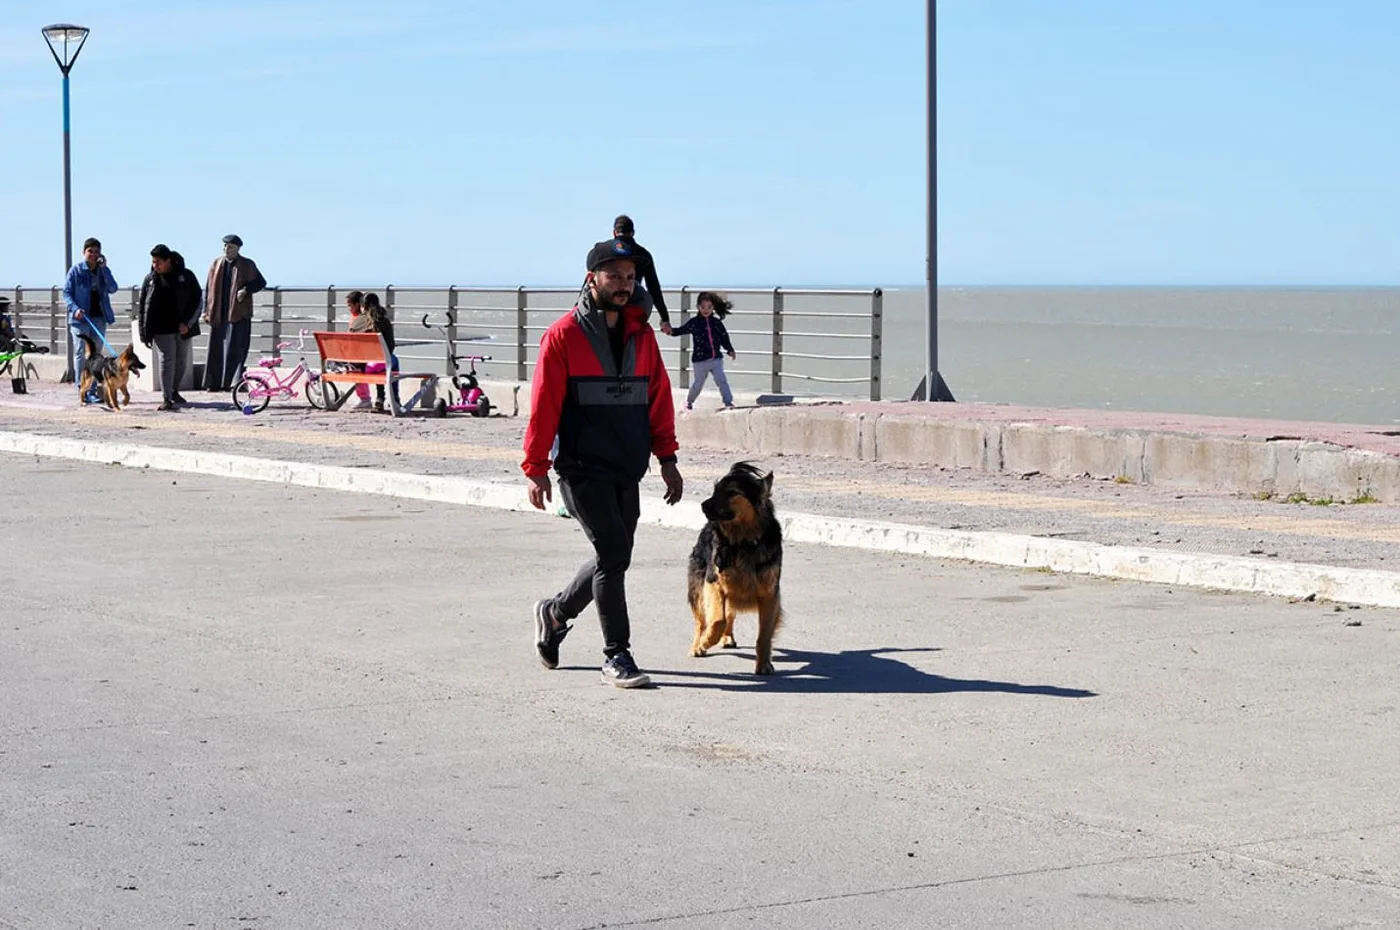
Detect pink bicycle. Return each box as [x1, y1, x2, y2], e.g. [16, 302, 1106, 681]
[233, 329, 343, 414]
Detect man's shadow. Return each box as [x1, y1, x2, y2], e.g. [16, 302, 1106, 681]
[648, 646, 1097, 697]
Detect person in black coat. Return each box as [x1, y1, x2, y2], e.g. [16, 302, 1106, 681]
[138, 244, 203, 409]
[612, 215, 671, 328]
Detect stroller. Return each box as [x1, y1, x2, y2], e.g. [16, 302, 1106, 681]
[421, 312, 493, 418]
[0, 297, 50, 394]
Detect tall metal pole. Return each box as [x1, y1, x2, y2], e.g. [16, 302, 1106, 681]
[61, 70, 75, 382]
[921, 0, 952, 401]
[62, 71, 73, 277]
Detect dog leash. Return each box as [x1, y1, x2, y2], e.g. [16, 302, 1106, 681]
[83, 314, 118, 355]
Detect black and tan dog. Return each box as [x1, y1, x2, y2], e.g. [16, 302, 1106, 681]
[688, 461, 784, 675]
[78, 333, 146, 409]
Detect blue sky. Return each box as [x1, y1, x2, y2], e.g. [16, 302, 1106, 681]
[2, 1, 1398, 287]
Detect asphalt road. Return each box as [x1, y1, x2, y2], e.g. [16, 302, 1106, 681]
[3, 456, 1399, 929]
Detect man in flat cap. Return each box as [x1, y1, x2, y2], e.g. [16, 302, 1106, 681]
[202, 234, 267, 392]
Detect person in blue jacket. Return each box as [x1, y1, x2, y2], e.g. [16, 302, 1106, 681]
[665, 291, 737, 410]
[62, 236, 120, 405]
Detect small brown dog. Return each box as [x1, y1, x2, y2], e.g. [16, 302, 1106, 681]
[687, 462, 784, 675]
[78, 333, 145, 409]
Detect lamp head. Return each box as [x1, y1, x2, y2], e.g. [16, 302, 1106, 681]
[42, 24, 90, 73]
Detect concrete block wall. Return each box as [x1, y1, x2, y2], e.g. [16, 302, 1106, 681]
[14, 359, 1400, 504]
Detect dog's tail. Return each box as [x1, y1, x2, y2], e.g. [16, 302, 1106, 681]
[78, 331, 100, 359]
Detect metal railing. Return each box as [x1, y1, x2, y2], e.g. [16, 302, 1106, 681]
[3, 284, 886, 400]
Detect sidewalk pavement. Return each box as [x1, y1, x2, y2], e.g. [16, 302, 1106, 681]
[6, 454, 1400, 928]
[7, 378, 1400, 606]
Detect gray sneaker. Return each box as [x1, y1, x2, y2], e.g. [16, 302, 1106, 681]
[533, 599, 571, 669]
[600, 651, 652, 689]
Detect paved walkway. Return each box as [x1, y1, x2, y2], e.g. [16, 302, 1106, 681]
[6, 382, 1400, 579]
[5, 455, 1400, 928]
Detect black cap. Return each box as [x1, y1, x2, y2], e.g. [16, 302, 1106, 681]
[150, 243, 172, 259]
[586, 237, 638, 272]
[612, 214, 634, 236]
[222, 234, 243, 246]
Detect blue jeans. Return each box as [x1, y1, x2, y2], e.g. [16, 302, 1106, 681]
[70, 316, 109, 399]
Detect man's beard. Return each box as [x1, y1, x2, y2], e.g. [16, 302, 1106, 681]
[594, 284, 632, 311]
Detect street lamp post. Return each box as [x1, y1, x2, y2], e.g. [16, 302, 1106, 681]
[915, 1, 954, 401]
[42, 23, 90, 384]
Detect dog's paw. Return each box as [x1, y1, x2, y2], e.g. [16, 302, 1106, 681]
[755, 659, 776, 675]
[689, 646, 708, 658]
[721, 636, 738, 649]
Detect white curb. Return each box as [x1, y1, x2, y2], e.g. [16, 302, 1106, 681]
[4, 429, 1399, 608]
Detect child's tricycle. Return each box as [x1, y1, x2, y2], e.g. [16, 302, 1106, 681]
[422, 313, 492, 418]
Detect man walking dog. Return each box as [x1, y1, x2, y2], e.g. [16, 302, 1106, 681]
[61, 237, 119, 405]
[523, 237, 684, 688]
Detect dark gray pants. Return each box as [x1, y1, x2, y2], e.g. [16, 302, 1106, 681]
[152, 332, 192, 402]
[549, 475, 641, 657]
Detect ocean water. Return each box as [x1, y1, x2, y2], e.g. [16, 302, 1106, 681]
[639, 285, 1400, 425]
[879, 287, 1400, 425]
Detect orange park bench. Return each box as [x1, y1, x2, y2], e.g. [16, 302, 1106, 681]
[312, 331, 439, 417]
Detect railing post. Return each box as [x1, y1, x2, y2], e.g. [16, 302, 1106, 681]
[446, 286, 459, 373]
[270, 287, 283, 349]
[677, 287, 691, 390]
[12, 282, 22, 344]
[325, 286, 336, 330]
[49, 287, 60, 355]
[385, 284, 395, 322]
[516, 286, 528, 382]
[869, 288, 883, 401]
[770, 287, 784, 395]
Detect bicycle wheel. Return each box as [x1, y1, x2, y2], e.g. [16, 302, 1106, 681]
[232, 376, 271, 414]
[305, 375, 341, 410]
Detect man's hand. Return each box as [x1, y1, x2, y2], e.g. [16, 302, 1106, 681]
[73, 308, 85, 321]
[236, 287, 249, 302]
[661, 461, 683, 505]
[178, 323, 189, 336]
[727, 351, 736, 361]
[527, 474, 553, 510]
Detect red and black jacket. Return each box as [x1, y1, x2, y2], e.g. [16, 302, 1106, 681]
[523, 290, 678, 482]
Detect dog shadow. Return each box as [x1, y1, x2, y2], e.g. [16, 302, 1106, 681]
[650, 646, 1097, 698]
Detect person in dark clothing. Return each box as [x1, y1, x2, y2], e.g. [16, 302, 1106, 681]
[0, 297, 16, 353]
[362, 292, 399, 413]
[523, 236, 684, 689]
[612, 214, 671, 327]
[139, 244, 203, 410]
[665, 291, 737, 409]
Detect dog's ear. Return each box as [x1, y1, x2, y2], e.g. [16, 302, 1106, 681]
[762, 471, 774, 495]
